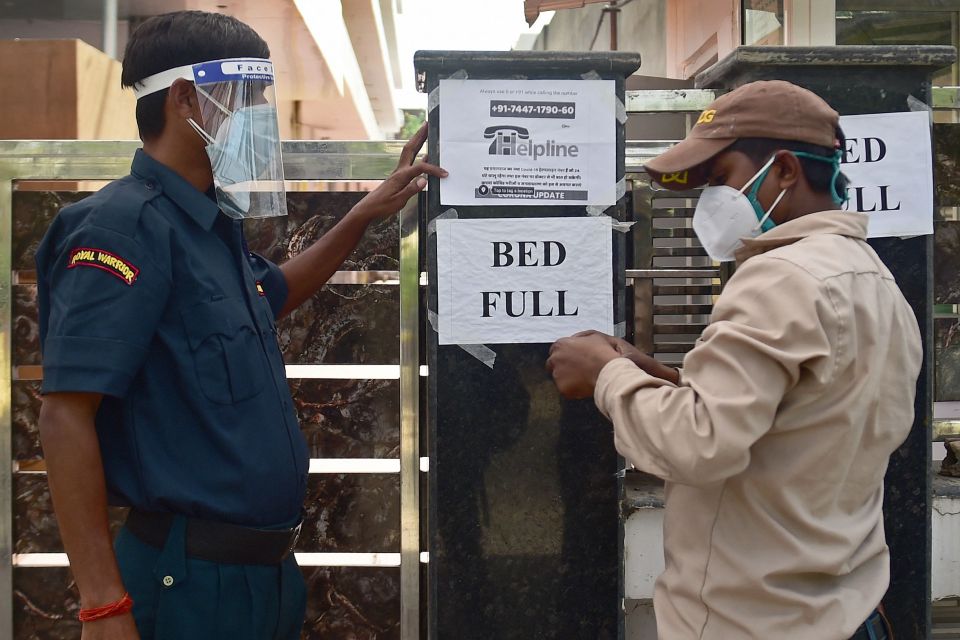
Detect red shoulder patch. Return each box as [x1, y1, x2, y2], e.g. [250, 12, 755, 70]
[67, 247, 139, 286]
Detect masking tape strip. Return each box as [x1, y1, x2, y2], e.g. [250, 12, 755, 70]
[429, 70, 470, 112]
[458, 343, 497, 369]
[616, 97, 628, 124]
[586, 178, 629, 217]
[427, 310, 496, 368]
[586, 205, 608, 217]
[614, 321, 626, 338]
[907, 95, 932, 112]
[581, 70, 602, 81]
[616, 176, 627, 200]
[426, 208, 459, 236]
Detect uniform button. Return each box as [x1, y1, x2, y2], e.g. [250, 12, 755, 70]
[162, 575, 174, 587]
[145, 181, 155, 190]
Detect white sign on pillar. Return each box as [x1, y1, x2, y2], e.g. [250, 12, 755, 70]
[435, 217, 614, 345]
[438, 79, 617, 206]
[838, 111, 933, 238]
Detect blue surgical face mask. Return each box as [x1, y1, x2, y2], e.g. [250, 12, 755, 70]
[188, 104, 282, 219]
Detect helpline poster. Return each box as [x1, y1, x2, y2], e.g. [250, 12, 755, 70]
[439, 79, 617, 206]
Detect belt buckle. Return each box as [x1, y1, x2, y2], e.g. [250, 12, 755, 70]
[285, 520, 303, 558]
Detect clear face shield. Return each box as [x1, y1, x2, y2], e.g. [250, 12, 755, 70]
[132, 58, 287, 219]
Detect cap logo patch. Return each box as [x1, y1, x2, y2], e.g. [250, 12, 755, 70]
[660, 171, 689, 185]
[696, 109, 717, 125]
[67, 247, 139, 286]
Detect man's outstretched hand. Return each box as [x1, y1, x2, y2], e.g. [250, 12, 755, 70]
[351, 123, 446, 221]
[547, 331, 680, 399]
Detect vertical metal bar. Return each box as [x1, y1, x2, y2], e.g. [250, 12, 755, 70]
[0, 174, 14, 640]
[102, 0, 118, 59]
[398, 197, 421, 639]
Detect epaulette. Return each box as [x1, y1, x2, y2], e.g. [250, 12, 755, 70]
[78, 175, 165, 239]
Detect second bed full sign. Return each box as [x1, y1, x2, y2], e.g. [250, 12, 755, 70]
[436, 217, 613, 345]
[439, 78, 617, 206]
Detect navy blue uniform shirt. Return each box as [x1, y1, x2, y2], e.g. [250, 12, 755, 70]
[35, 149, 308, 527]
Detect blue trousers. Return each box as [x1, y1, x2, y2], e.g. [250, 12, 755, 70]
[114, 516, 306, 640]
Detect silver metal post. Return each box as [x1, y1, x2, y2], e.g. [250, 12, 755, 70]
[398, 196, 421, 638]
[102, 0, 118, 59]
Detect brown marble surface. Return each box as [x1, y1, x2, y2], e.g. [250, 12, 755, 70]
[302, 567, 400, 640]
[291, 379, 400, 459]
[278, 285, 400, 365]
[13, 381, 42, 461]
[11, 191, 90, 271]
[14, 474, 127, 554]
[13, 284, 39, 367]
[299, 474, 400, 554]
[14, 567, 80, 640]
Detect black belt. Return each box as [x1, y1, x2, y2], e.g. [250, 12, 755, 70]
[125, 509, 301, 566]
[849, 610, 888, 640]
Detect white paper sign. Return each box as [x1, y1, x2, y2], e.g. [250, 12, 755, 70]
[838, 111, 933, 238]
[439, 79, 617, 206]
[436, 217, 613, 345]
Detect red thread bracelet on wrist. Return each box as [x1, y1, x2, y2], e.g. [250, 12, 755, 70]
[78, 592, 134, 622]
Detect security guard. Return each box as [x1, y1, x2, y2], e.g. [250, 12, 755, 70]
[547, 81, 918, 639]
[35, 11, 445, 640]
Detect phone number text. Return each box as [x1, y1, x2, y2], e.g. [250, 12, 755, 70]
[489, 100, 576, 119]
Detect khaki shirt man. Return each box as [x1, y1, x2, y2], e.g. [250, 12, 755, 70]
[547, 81, 921, 640]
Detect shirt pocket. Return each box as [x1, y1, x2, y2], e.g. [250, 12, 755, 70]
[181, 297, 266, 405]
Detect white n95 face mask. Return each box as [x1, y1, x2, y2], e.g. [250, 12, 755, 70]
[692, 155, 787, 262]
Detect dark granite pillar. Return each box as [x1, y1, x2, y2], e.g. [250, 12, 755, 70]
[415, 51, 641, 640]
[696, 45, 956, 640]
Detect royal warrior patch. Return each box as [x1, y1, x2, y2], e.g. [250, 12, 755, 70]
[67, 247, 139, 286]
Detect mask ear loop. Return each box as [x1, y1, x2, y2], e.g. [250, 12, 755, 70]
[754, 188, 787, 231]
[738, 154, 777, 196]
[187, 84, 235, 147]
[195, 84, 234, 117]
[187, 118, 216, 145]
[743, 154, 781, 232]
[794, 149, 848, 207]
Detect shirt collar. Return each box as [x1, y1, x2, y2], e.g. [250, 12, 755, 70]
[130, 149, 220, 231]
[734, 210, 869, 263]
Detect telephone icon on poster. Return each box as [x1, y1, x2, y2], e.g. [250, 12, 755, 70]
[484, 125, 530, 156]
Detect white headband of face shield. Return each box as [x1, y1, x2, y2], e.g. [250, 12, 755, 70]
[131, 57, 275, 100]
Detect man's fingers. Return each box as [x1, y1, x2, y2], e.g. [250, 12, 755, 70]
[394, 176, 428, 204]
[398, 123, 428, 167]
[394, 161, 447, 184]
[574, 329, 613, 339]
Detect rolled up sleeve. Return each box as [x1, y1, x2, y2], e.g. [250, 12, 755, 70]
[594, 256, 836, 486]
